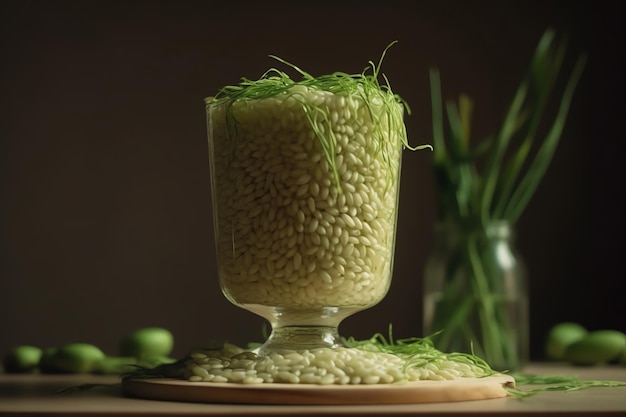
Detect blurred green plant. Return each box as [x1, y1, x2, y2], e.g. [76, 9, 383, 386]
[424, 28, 586, 371]
[430, 28, 586, 226]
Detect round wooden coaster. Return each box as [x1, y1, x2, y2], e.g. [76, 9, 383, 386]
[122, 374, 515, 405]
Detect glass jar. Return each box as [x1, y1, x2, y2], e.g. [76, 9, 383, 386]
[205, 87, 404, 355]
[423, 221, 529, 371]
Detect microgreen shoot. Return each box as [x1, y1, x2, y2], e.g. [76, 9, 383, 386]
[506, 373, 626, 398]
[205, 41, 431, 188]
[342, 328, 497, 378]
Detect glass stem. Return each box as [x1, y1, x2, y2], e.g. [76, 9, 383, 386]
[254, 325, 342, 356]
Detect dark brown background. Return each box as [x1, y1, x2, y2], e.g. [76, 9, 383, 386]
[1, 0, 624, 361]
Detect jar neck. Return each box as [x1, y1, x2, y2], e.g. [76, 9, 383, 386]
[434, 219, 514, 241]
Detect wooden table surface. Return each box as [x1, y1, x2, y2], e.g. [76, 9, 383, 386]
[1, 363, 625, 416]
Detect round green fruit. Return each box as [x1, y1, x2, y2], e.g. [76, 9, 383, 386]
[2, 345, 42, 373]
[119, 327, 174, 360]
[564, 329, 626, 365]
[545, 322, 588, 360]
[43, 343, 106, 373]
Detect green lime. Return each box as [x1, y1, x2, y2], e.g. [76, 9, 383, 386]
[545, 322, 588, 360]
[43, 343, 106, 373]
[2, 345, 42, 373]
[564, 330, 626, 365]
[119, 327, 174, 360]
